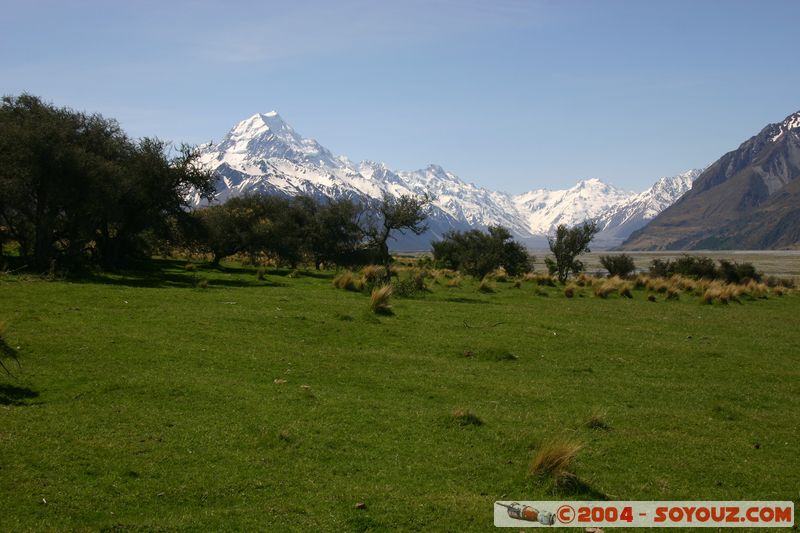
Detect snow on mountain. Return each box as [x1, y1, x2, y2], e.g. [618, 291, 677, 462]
[513, 178, 635, 235]
[594, 169, 703, 247]
[194, 111, 699, 249]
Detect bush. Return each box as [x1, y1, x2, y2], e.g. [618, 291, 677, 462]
[600, 254, 636, 278]
[649, 258, 671, 278]
[432, 225, 531, 278]
[718, 260, 761, 284]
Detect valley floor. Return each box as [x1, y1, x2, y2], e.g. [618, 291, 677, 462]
[1, 262, 798, 531]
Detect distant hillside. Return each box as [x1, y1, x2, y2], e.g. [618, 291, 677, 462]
[622, 110, 800, 250]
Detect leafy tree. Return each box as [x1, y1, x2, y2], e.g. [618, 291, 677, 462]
[0, 94, 215, 270]
[544, 221, 598, 283]
[431, 225, 531, 278]
[367, 193, 431, 278]
[599, 254, 636, 278]
[307, 198, 365, 269]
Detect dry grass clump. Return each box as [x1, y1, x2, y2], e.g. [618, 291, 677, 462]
[773, 286, 786, 296]
[184, 263, 197, 272]
[647, 294, 657, 302]
[666, 287, 681, 300]
[512, 279, 522, 289]
[646, 278, 669, 293]
[618, 282, 633, 298]
[586, 408, 610, 430]
[670, 275, 697, 292]
[361, 265, 385, 284]
[447, 275, 462, 288]
[478, 278, 496, 293]
[529, 438, 583, 482]
[333, 271, 364, 292]
[702, 286, 723, 304]
[524, 273, 556, 286]
[564, 282, 578, 298]
[594, 276, 625, 298]
[485, 268, 508, 282]
[632, 274, 649, 289]
[256, 267, 267, 281]
[744, 280, 769, 299]
[369, 285, 393, 314]
[450, 409, 483, 427]
[196, 278, 209, 289]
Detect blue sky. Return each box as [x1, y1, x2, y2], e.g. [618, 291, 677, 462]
[2, 0, 799, 193]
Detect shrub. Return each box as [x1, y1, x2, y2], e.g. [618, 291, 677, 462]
[649, 258, 671, 278]
[369, 285, 393, 314]
[672, 255, 718, 279]
[432, 225, 531, 278]
[718, 260, 760, 284]
[600, 254, 636, 278]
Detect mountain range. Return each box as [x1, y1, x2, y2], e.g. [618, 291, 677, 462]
[192, 111, 702, 250]
[622, 110, 800, 250]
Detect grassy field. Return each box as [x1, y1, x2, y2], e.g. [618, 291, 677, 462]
[1, 262, 798, 531]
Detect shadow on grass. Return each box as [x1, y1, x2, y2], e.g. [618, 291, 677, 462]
[443, 297, 493, 305]
[0, 383, 39, 406]
[66, 259, 288, 289]
[553, 475, 609, 500]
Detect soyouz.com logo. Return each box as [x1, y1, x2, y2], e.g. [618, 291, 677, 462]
[494, 501, 794, 528]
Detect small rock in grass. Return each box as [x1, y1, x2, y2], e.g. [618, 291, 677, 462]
[355, 502, 366, 509]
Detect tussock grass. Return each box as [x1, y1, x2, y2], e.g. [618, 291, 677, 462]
[333, 271, 364, 292]
[527, 273, 556, 286]
[184, 263, 197, 272]
[666, 287, 681, 300]
[361, 265, 385, 284]
[369, 285, 393, 315]
[196, 278, 209, 289]
[256, 267, 267, 281]
[478, 278, 495, 293]
[564, 283, 578, 298]
[530, 438, 583, 481]
[485, 268, 508, 282]
[447, 276, 462, 288]
[586, 408, 610, 430]
[450, 409, 483, 427]
[618, 282, 633, 298]
[647, 293, 657, 302]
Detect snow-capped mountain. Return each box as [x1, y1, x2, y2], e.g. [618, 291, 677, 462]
[594, 169, 703, 247]
[194, 111, 698, 249]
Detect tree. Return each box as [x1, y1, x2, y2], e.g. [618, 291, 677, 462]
[431, 225, 531, 278]
[545, 221, 598, 283]
[367, 193, 431, 278]
[0, 94, 215, 270]
[307, 198, 365, 269]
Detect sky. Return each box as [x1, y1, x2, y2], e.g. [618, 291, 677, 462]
[2, 0, 799, 194]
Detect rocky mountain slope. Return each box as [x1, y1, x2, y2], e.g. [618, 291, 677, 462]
[622, 111, 800, 250]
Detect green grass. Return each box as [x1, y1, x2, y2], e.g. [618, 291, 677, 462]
[1, 261, 799, 531]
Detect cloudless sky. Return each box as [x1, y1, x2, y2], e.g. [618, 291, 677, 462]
[2, 0, 799, 193]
